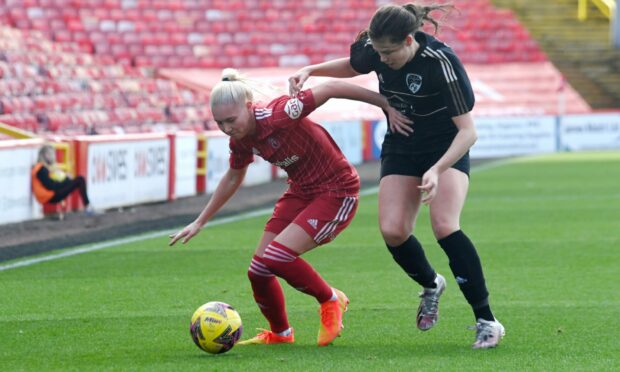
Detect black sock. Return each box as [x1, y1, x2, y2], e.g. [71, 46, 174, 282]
[473, 305, 495, 322]
[386, 235, 436, 288]
[438, 230, 494, 321]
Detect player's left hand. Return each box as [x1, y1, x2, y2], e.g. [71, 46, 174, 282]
[418, 168, 439, 204]
[385, 106, 414, 136]
[169, 221, 201, 246]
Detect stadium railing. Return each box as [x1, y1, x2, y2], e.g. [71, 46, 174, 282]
[578, 0, 616, 21]
[196, 133, 207, 194]
[0, 121, 34, 139]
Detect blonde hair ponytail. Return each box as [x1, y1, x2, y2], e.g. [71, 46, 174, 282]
[209, 68, 287, 111]
[209, 68, 254, 111]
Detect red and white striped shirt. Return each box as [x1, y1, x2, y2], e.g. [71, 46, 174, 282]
[229, 89, 359, 197]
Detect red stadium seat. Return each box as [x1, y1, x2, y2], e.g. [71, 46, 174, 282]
[0, 0, 590, 136]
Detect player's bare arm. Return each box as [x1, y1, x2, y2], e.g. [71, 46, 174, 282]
[310, 80, 413, 135]
[169, 166, 248, 246]
[432, 112, 477, 174]
[418, 112, 477, 204]
[289, 58, 359, 96]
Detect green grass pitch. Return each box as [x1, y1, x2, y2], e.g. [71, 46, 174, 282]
[1, 151, 619, 371]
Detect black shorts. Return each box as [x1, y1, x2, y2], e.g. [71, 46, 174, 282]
[380, 151, 470, 179]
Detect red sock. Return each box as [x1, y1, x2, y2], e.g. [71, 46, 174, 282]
[247, 255, 289, 333]
[262, 241, 333, 303]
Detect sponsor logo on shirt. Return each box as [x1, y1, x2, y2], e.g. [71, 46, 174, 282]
[284, 97, 303, 119]
[406, 73, 423, 94]
[274, 155, 300, 168]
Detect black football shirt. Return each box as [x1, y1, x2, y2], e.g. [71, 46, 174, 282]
[350, 32, 475, 156]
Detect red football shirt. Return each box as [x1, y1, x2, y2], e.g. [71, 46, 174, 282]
[229, 89, 359, 197]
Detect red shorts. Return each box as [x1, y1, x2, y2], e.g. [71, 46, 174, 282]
[265, 191, 359, 245]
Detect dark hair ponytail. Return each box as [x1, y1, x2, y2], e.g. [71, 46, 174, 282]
[356, 2, 454, 43]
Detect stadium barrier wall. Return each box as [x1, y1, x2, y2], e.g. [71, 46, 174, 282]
[559, 113, 620, 151]
[74, 133, 171, 210]
[0, 138, 44, 224]
[363, 113, 620, 160]
[203, 131, 275, 193]
[321, 120, 364, 165]
[203, 132, 227, 194]
[472, 116, 557, 158]
[362, 120, 386, 161]
[171, 131, 198, 200]
[2, 113, 620, 225]
[364, 116, 559, 160]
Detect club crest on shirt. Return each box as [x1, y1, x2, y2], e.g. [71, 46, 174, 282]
[268, 137, 280, 149]
[284, 97, 303, 119]
[406, 73, 423, 94]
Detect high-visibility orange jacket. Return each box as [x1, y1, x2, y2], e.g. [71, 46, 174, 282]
[31, 163, 54, 203]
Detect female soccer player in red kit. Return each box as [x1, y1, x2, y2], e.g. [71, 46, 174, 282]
[169, 68, 410, 346]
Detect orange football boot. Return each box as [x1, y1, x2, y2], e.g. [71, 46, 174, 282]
[317, 288, 349, 346]
[237, 328, 294, 345]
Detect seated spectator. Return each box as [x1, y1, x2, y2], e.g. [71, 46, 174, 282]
[31, 144, 98, 215]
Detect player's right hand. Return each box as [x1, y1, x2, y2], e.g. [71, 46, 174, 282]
[169, 221, 201, 246]
[288, 69, 310, 97]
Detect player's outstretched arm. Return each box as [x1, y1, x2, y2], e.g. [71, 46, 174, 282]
[418, 112, 477, 204]
[288, 58, 359, 96]
[169, 166, 248, 246]
[310, 80, 414, 136]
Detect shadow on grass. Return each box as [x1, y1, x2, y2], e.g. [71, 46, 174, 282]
[181, 340, 471, 362]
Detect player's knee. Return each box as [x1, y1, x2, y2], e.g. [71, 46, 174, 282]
[260, 255, 280, 272]
[431, 220, 459, 240]
[247, 266, 255, 281]
[260, 241, 297, 272]
[247, 269, 265, 283]
[248, 257, 274, 281]
[259, 255, 285, 275]
[380, 222, 410, 246]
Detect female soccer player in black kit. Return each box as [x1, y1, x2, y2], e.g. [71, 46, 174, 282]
[289, 3, 504, 349]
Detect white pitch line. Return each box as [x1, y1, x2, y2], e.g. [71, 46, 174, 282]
[0, 159, 511, 272]
[0, 207, 274, 272]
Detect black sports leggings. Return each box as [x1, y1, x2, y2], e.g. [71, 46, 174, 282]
[49, 176, 90, 206]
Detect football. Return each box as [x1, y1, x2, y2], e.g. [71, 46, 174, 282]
[49, 169, 67, 182]
[189, 301, 243, 354]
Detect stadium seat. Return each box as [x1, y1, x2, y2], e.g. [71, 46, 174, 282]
[0, 0, 550, 69]
[0, 0, 591, 136]
[0, 23, 215, 135]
